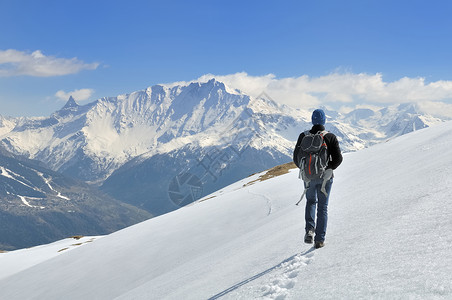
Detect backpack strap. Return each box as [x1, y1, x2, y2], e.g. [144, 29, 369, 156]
[319, 130, 328, 147]
[318, 130, 328, 136]
[320, 168, 333, 196]
[306, 130, 328, 136]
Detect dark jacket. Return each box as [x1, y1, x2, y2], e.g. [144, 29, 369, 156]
[293, 125, 343, 170]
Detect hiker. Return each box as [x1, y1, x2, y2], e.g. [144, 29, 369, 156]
[293, 109, 343, 249]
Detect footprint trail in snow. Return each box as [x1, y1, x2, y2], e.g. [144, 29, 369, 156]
[260, 249, 315, 299]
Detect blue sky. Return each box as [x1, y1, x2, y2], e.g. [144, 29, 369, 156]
[2, 0, 452, 117]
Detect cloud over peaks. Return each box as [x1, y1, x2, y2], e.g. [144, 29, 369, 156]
[55, 89, 95, 102]
[190, 72, 452, 118]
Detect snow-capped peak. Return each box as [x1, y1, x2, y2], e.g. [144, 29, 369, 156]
[160, 77, 243, 96]
[61, 96, 79, 110]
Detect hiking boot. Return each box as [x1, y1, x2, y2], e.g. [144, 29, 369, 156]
[304, 229, 315, 244]
[314, 241, 325, 249]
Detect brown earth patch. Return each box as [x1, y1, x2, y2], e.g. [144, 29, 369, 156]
[197, 162, 297, 203]
[244, 162, 297, 187]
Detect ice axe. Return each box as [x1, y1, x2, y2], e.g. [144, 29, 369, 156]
[295, 188, 307, 206]
[295, 177, 309, 206]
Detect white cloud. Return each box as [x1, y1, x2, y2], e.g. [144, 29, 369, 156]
[55, 89, 95, 102]
[185, 72, 452, 117]
[416, 101, 452, 119]
[0, 49, 99, 77]
[338, 104, 384, 115]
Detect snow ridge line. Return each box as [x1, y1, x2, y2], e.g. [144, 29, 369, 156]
[207, 248, 315, 299]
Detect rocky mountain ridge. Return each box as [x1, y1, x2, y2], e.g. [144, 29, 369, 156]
[0, 147, 151, 250]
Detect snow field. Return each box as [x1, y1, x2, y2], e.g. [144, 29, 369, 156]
[0, 121, 451, 299]
[0, 236, 102, 281]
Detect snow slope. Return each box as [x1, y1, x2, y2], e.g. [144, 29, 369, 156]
[0, 121, 451, 299]
[0, 236, 102, 280]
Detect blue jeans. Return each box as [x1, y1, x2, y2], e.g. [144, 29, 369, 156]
[305, 178, 333, 242]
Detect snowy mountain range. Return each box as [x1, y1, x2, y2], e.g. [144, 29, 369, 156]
[0, 119, 450, 299]
[0, 79, 444, 216]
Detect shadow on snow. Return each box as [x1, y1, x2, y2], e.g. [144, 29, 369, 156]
[208, 247, 315, 299]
